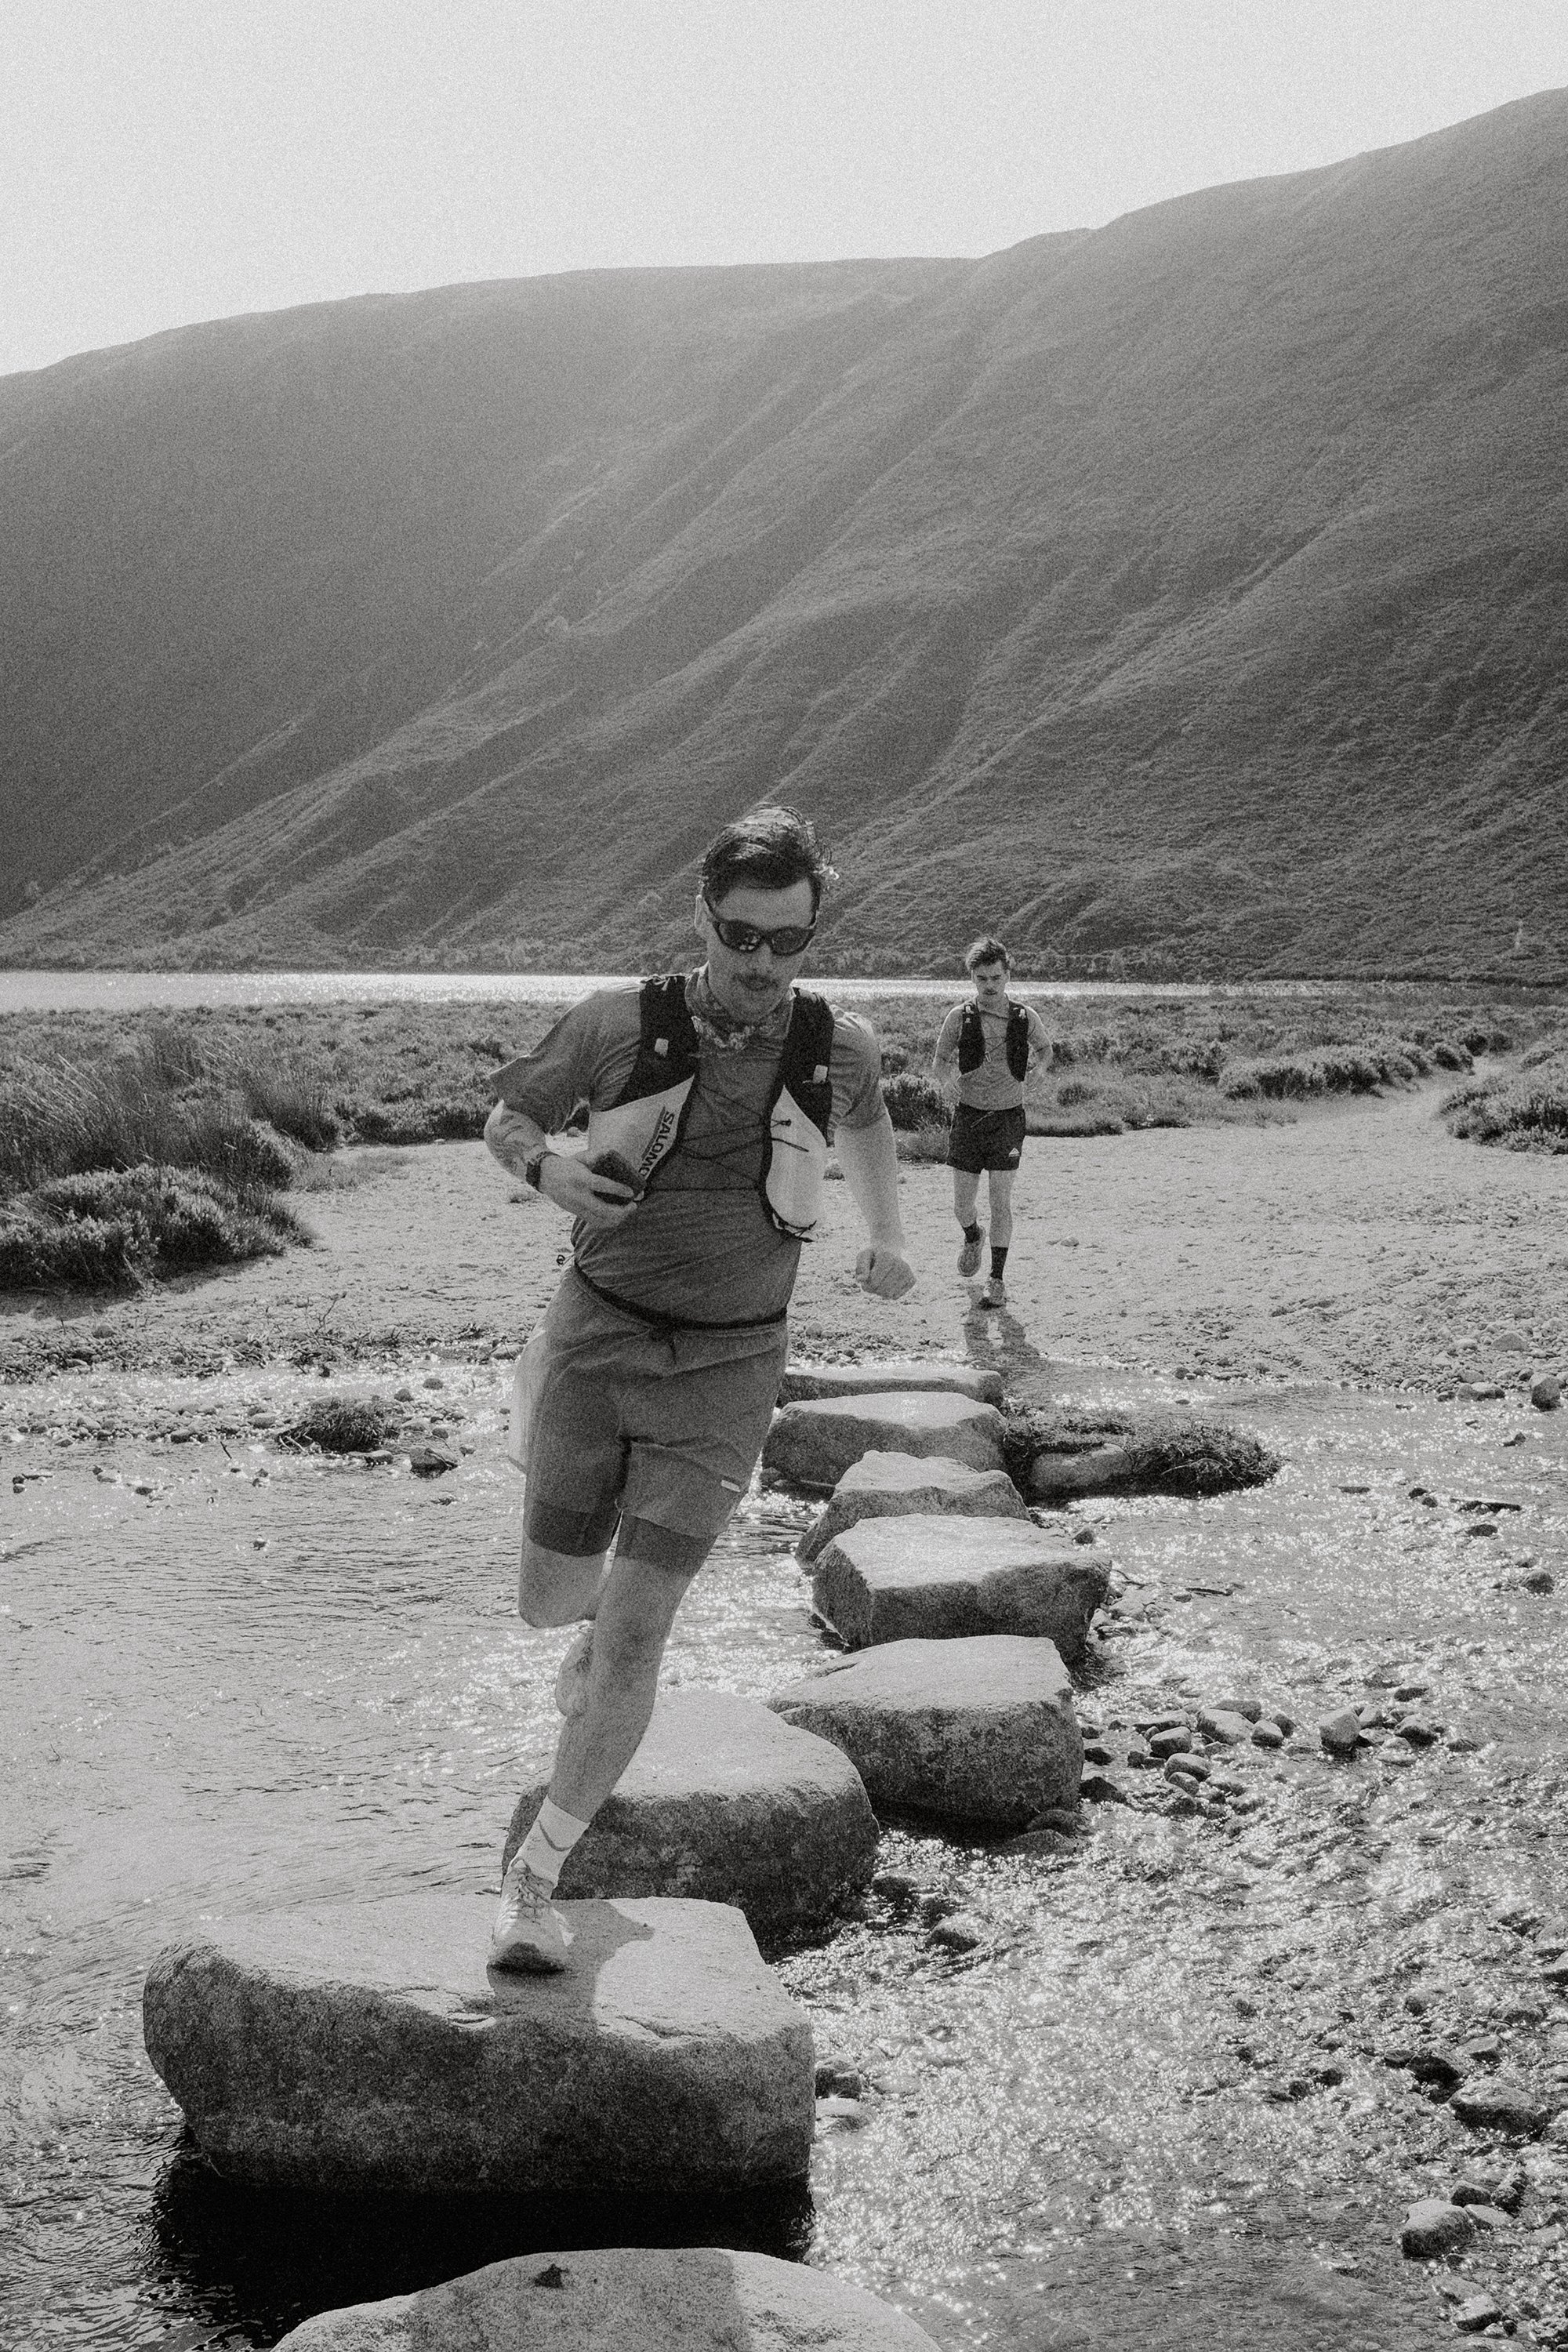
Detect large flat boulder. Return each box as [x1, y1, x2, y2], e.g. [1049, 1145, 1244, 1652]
[143, 1893, 812, 2196]
[275, 2246, 942, 2350]
[780, 1359, 1004, 1406]
[810, 1515, 1111, 1664]
[764, 1392, 1007, 1490]
[769, 1636, 1081, 1828]
[501, 1690, 877, 1938]
[797, 1448, 1028, 1563]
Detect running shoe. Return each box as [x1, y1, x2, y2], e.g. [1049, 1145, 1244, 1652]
[979, 1276, 1007, 1308]
[956, 1229, 985, 1278]
[488, 1859, 573, 1973]
[554, 1622, 594, 1719]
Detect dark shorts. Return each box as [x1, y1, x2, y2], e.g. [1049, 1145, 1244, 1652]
[521, 1272, 786, 1574]
[946, 1103, 1026, 1174]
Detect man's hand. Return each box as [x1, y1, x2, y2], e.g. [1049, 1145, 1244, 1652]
[538, 1152, 639, 1229]
[855, 1241, 916, 1299]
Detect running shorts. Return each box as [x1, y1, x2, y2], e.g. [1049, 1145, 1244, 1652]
[521, 1270, 786, 1573]
[946, 1103, 1026, 1174]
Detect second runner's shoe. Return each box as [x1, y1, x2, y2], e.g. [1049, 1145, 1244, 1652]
[957, 1228, 985, 1278]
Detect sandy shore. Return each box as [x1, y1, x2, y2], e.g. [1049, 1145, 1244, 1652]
[6, 1078, 1563, 1395]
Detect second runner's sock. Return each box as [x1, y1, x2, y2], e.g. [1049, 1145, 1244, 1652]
[989, 1246, 1009, 1281]
[516, 1795, 591, 1891]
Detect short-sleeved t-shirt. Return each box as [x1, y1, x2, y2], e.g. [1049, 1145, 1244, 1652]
[495, 975, 884, 1327]
[935, 997, 1051, 1112]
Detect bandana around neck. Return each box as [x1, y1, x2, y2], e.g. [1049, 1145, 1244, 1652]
[688, 968, 791, 1052]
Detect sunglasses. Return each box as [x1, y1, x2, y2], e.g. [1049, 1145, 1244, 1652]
[702, 898, 817, 956]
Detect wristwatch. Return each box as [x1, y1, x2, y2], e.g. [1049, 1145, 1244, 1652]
[522, 1144, 555, 1192]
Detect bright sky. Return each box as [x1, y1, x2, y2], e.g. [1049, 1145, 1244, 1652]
[4, 0, 1566, 379]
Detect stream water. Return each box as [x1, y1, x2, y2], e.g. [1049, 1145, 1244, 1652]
[4, 1353, 1567, 2349]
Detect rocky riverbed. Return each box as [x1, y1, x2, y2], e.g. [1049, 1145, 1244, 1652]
[3, 1089, 1567, 2349]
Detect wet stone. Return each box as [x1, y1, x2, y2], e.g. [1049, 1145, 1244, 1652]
[763, 1393, 1007, 1490]
[1197, 1708, 1253, 1744]
[1454, 2292, 1506, 2334]
[1532, 1375, 1563, 1411]
[1400, 2198, 1476, 2256]
[271, 2246, 943, 2350]
[796, 1449, 1027, 1565]
[779, 1359, 1004, 1407]
[808, 1514, 1111, 1665]
[143, 1893, 814, 2195]
[1450, 2078, 1549, 2135]
[501, 1690, 878, 1939]
[770, 1635, 1082, 1829]
[1319, 1709, 1364, 1756]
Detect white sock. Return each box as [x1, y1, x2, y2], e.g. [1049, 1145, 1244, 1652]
[515, 1795, 591, 1890]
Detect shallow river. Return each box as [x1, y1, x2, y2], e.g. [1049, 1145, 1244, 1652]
[4, 1356, 1567, 2349]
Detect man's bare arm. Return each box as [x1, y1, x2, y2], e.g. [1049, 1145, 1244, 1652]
[835, 1111, 915, 1299]
[484, 1102, 637, 1229]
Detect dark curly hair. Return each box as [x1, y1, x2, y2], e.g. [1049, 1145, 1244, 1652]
[701, 806, 837, 915]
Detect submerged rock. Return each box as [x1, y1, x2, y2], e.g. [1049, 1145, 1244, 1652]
[797, 1449, 1027, 1564]
[272, 2246, 942, 2350]
[780, 1360, 1004, 1406]
[808, 1514, 1110, 1664]
[763, 1394, 1007, 1490]
[501, 1691, 877, 1938]
[770, 1635, 1081, 1828]
[143, 1893, 812, 2195]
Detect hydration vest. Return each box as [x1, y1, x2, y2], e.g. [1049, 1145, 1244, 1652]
[958, 999, 1031, 1080]
[584, 975, 835, 1240]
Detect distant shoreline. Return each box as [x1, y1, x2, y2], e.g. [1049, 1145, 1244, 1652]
[2, 967, 1560, 1016]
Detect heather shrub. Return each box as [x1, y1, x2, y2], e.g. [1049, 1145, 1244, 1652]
[883, 1072, 951, 1131]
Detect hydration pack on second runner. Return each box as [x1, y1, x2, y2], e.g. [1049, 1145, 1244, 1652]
[958, 999, 1031, 1080]
[585, 975, 835, 1239]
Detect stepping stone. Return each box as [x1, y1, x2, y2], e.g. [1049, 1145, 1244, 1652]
[764, 1392, 1007, 1490]
[501, 1690, 877, 1939]
[274, 2245, 942, 2350]
[809, 1514, 1111, 1665]
[797, 1448, 1028, 1563]
[769, 1635, 1081, 1828]
[143, 1893, 812, 2196]
[780, 1359, 1004, 1406]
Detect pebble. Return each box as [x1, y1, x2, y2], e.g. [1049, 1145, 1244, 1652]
[1251, 1722, 1285, 1750]
[1319, 1710, 1363, 1756]
[1454, 2293, 1505, 2333]
[1080, 1772, 1130, 1806]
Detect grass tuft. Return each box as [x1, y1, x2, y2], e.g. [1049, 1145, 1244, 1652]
[278, 1395, 401, 1454]
[1000, 1404, 1280, 1497]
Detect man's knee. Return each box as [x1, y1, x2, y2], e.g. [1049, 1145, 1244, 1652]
[517, 1536, 606, 1628]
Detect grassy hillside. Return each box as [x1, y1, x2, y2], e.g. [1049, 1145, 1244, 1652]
[2, 91, 1566, 979]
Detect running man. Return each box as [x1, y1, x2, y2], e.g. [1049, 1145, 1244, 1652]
[482, 808, 914, 1970]
[932, 935, 1051, 1308]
